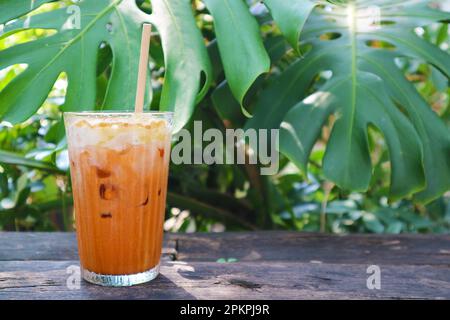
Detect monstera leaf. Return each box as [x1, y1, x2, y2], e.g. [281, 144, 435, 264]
[203, 0, 270, 117]
[244, 0, 450, 202]
[0, 0, 277, 132]
[0, 0, 212, 132]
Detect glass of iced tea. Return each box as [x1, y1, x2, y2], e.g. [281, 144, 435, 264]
[64, 111, 173, 286]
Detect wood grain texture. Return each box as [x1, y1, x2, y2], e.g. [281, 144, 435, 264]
[1, 260, 449, 300]
[174, 232, 450, 265]
[0, 232, 177, 261]
[0, 232, 449, 300]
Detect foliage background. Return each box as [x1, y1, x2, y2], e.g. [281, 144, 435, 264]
[0, 0, 449, 233]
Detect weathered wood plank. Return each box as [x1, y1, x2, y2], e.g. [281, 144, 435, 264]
[0, 232, 176, 261]
[0, 232, 77, 261]
[2, 232, 450, 265]
[0, 260, 449, 300]
[175, 232, 450, 265]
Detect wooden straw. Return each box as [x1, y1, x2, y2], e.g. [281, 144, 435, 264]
[134, 23, 152, 113]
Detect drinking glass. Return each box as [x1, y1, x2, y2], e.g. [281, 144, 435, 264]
[64, 111, 173, 286]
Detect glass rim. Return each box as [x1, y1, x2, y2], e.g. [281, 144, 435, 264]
[63, 110, 174, 117]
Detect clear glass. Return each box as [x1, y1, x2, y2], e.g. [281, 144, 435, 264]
[64, 111, 173, 286]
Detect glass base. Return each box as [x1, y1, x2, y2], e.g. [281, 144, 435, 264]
[81, 263, 160, 287]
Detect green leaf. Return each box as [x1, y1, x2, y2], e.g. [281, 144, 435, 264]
[0, 0, 150, 122]
[436, 23, 449, 46]
[0, 0, 53, 24]
[385, 221, 403, 234]
[32, 175, 59, 203]
[373, 29, 450, 77]
[152, 0, 212, 132]
[256, 1, 450, 202]
[44, 117, 65, 144]
[263, 0, 318, 53]
[213, 36, 287, 129]
[0, 0, 212, 132]
[203, 0, 270, 116]
[430, 66, 448, 92]
[0, 150, 64, 173]
[245, 49, 322, 133]
[0, 172, 9, 198]
[362, 212, 385, 234]
[279, 89, 335, 174]
[323, 73, 425, 199]
[212, 81, 245, 128]
[14, 173, 30, 207]
[361, 51, 450, 202]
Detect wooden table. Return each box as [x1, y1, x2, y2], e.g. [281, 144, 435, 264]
[0, 232, 449, 300]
